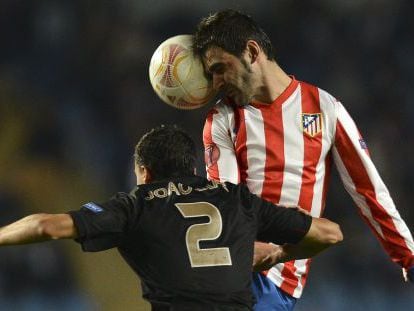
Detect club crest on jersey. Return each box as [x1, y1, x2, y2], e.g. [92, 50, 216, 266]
[301, 113, 323, 137]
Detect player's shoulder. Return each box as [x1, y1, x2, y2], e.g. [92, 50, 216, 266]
[204, 98, 238, 134]
[298, 78, 342, 115]
[298, 79, 338, 101]
[222, 180, 245, 191]
[106, 190, 138, 209]
[221, 181, 254, 202]
[78, 191, 137, 217]
[206, 98, 235, 116]
[105, 190, 134, 203]
[198, 179, 242, 198]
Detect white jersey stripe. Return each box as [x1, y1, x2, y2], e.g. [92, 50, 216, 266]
[310, 160, 325, 217]
[279, 87, 304, 206]
[309, 92, 333, 216]
[211, 108, 239, 183]
[244, 106, 266, 196]
[293, 259, 308, 297]
[266, 262, 285, 288]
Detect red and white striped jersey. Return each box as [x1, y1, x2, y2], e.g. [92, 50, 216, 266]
[203, 77, 414, 298]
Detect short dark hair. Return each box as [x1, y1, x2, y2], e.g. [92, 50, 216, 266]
[193, 9, 275, 60]
[134, 125, 196, 180]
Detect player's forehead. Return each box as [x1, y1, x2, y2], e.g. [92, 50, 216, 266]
[203, 46, 233, 69]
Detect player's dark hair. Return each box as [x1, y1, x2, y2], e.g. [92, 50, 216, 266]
[134, 125, 196, 181]
[193, 9, 275, 61]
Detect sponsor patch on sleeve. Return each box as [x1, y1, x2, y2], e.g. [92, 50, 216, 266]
[83, 202, 104, 213]
[359, 138, 368, 150]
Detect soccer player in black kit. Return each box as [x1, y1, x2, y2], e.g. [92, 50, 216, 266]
[0, 125, 343, 310]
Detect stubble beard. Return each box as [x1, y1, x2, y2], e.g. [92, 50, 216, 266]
[234, 59, 254, 106]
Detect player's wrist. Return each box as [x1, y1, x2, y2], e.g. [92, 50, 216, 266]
[268, 243, 287, 263]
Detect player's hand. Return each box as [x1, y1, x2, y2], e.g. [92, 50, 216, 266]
[252, 241, 283, 272]
[403, 266, 414, 283]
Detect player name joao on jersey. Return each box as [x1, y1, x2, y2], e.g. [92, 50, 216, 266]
[144, 180, 229, 200]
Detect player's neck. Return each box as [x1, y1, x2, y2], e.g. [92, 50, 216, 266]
[252, 61, 291, 105]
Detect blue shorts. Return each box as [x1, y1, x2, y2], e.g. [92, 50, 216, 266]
[251, 273, 297, 311]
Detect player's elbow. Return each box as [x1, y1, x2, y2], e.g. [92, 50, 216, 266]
[39, 213, 76, 240]
[35, 214, 57, 239]
[36, 214, 68, 240]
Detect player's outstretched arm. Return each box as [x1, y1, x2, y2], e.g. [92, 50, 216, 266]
[0, 213, 77, 246]
[253, 218, 343, 271]
[277, 217, 343, 262]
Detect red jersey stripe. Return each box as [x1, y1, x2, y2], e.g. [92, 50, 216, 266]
[300, 259, 312, 289]
[234, 108, 248, 183]
[279, 261, 298, 294]
[321, 153, 332, 215]
[260, 104, 285, 203]
[298, 82, 322, 212]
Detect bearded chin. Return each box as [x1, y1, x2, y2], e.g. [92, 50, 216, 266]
[226, 89, 251, 106]
[237, 92, 253, 106]
[234, 97, 249, 107]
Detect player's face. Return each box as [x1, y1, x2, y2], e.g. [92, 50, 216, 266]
[203, 47, 255, 106]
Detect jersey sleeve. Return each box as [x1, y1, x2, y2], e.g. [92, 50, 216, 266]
[69, 192, 139, 252]
[238, 184, 312, 244]
[332, 101, 414, 269]
[203, 104, 240, 183]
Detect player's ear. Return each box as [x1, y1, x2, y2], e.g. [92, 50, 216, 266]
[135, 164, 153, 185]
[142, 166, 153, 184]
[246, 40, 260, 64]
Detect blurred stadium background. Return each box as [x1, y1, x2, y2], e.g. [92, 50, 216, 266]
[1, 0, 413, 310]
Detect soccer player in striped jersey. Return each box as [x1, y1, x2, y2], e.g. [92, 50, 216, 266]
[193, 9, 414, 311]
[0, 125, 343, 310]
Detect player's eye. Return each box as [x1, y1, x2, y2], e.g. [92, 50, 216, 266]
[209, 63, 225, 76]
[213, 64, 225, 75]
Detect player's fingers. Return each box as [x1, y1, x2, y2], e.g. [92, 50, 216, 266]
[403, 268, 408, 282]
[403, 267, 414, 283]
[252, 256, 273, 272]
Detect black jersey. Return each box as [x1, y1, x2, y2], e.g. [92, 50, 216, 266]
[69, 176, 311, 309]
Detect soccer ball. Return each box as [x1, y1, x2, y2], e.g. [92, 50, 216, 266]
[149, 34, 216, 110]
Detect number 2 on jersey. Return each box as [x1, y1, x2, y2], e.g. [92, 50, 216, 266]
[175, 202, 232, 268]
